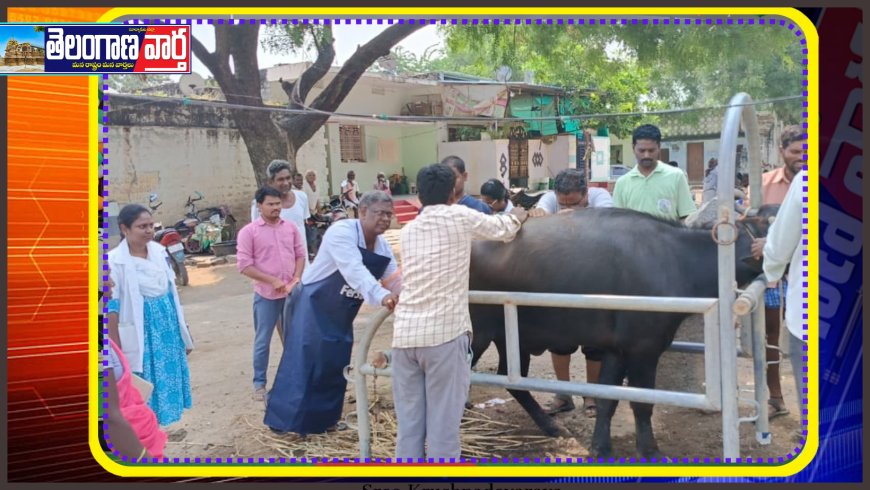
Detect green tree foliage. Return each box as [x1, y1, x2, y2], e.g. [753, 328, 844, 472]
[436, 20, 804, 136]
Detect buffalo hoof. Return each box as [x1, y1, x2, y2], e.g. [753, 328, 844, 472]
[590, 446, 613, 460]
[546, 427, 563, 437]
[537, 420, 563, 437]
[638, 449, 665, 460]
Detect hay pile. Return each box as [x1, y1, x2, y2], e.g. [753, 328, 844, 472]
[233, 382, 557, 460]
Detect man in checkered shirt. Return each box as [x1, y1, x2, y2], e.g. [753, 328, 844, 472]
[391, 163, 529, 461]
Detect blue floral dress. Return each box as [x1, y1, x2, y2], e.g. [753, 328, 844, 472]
[108, 265, 192, 426]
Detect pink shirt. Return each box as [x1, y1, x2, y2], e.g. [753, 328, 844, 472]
[236, 217, 305, 300]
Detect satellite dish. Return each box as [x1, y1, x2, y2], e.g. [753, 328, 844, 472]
[377, 54, 398, 74]
[495, 65, 512, 83]
[178, 73, 206, 96]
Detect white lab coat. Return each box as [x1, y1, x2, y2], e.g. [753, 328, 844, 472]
[108, 239, 194, 373]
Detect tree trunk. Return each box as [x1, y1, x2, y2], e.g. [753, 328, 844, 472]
[195, 22, 424, 187]
[192, 24, 287, 187]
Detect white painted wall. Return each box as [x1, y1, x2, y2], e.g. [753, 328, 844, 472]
[264, 67, 441, 116]
[610, 135, 753, 177]
[438, 136, 576, 194]
[107, 125, 328, 226]
[525, 134, 575, 189]
[324, 121, 438, 199]
[437, 140, 510, 196]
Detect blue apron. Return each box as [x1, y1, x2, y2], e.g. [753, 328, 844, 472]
[264, 234, 391, 434]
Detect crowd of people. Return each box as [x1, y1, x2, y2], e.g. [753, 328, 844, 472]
[101, 123, 806, 461]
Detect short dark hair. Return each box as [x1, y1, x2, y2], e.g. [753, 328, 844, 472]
[441, 155, 466, 174]
[553, 168, 587, 195]
[632, 124, 662, 145]
[480, 179, 509, 202]
[118, 204, 150, 230]
[255, 186, 283, 204]
[417, 163, 456, 206]
[780, 125, 806, 149]
[666, 160, 679, 168]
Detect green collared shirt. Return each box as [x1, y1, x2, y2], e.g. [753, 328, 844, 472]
[612, 161, 697, 220]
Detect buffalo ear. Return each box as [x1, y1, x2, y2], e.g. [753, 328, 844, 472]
[739, 214, 770, 239]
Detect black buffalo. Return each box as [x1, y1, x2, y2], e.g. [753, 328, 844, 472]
[468, 207, 774, 458]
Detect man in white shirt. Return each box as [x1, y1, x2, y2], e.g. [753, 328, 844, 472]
[265, 191, 400, 435]
[391, 163, 528, 461]
[530, 168, 614, 216]
[702, 158, 719, 202]
[340, 170, 361, 218]
[762, 170, 807, 414]
[527, 167, 612, 417]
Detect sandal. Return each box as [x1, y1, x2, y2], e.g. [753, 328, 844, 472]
[583, 397, 598, 418]
[326, 421, 349, 432]
[768, 398, 790, 418]
[545, 394, 575, 415]
[252, 387, 267, 402]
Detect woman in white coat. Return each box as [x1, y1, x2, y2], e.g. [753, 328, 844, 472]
[108, 204, 194, 426]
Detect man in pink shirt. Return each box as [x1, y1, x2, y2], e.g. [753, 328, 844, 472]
[236, 186, 306, 401]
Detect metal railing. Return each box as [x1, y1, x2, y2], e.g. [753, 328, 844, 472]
[347, 92, 773, 460]
[350, 291, 729, 459]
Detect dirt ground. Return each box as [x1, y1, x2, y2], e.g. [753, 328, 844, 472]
[165, 262, 801, 462]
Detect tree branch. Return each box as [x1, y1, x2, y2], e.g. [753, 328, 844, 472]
[191, 35, 221, 81]
[311, 23, 423, 112]
[294, 25, 335, 107]
[280, 25, 335, 110]
[282, 23, 425, 148]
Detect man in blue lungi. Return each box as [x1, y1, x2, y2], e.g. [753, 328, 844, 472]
[265, 191, 400, 434]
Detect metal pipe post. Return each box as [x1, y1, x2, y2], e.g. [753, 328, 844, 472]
[504, 303, 522, 383]
[351, 307, 392, 459]
[751, 295, 772, 444]
[717, 92, 762, 459]
[703, 305, 722, 411]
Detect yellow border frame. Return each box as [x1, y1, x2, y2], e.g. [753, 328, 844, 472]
[88, 6, 820, 478]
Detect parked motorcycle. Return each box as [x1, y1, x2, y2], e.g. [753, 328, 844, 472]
[167, 192, 204, 254]
[148, 194, 189, 286]
[305, 199, 349, 259]
[173, 192, 235, 254]
[196, 204, 238, 242]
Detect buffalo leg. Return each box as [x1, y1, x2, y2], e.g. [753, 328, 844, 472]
[626, 354, 664, 459]
[495, 341, 562, 437]
[590, 351, 627, 459]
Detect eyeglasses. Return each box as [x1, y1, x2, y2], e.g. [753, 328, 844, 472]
[369, 210, 394, 219]
[558, 198, 587, 210]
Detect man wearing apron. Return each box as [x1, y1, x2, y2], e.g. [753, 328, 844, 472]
[265, 191, 400, 434]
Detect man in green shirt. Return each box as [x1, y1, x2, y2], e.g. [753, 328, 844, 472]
[613, 124, 697, 220]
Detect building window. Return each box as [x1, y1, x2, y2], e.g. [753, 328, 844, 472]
[339, 125, 366, 162]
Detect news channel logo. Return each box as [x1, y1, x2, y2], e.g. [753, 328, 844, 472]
[0, 23, 190, 74]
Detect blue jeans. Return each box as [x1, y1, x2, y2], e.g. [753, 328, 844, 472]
[252, 293, 286, 389]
